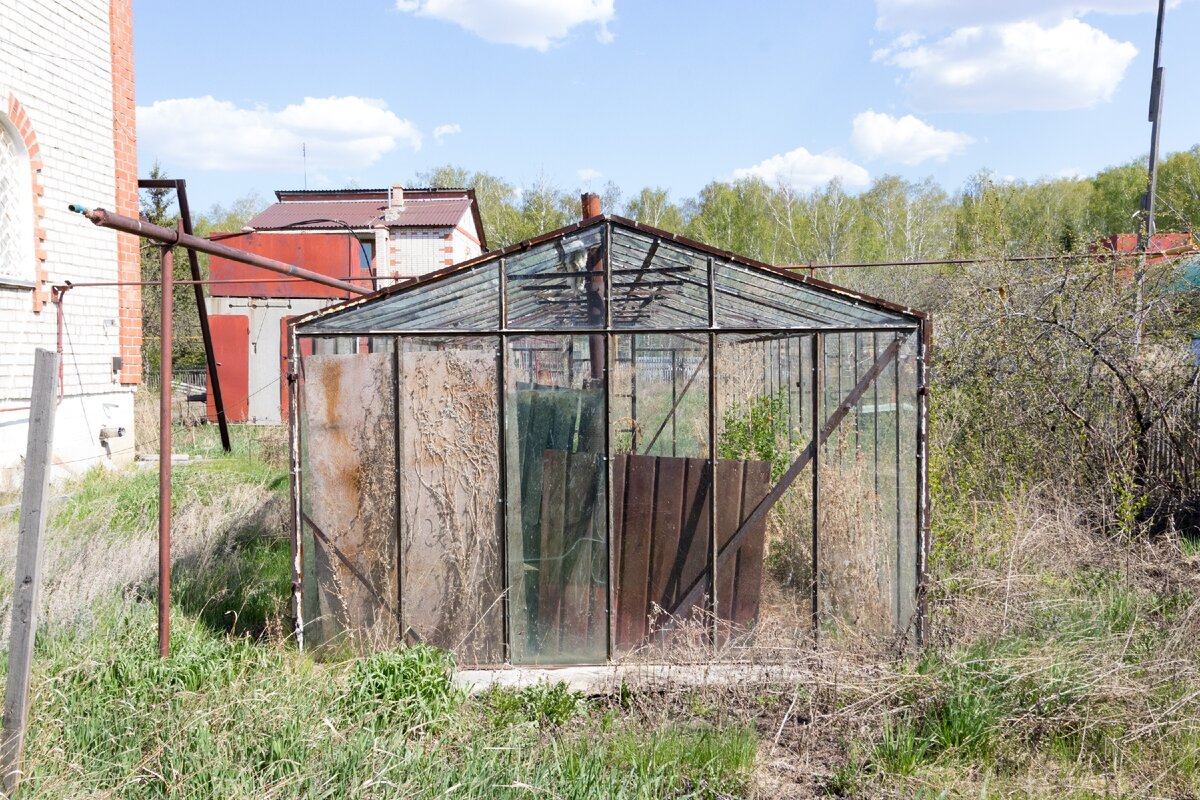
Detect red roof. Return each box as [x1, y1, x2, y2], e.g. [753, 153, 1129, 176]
[248, 195, 473, 231]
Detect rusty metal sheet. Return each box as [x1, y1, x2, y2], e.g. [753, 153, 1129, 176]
[300, 351, 398, 650]
[398, 346, 503, 666]
[208, 232, 370, 299]
[205, 315, 248, 423]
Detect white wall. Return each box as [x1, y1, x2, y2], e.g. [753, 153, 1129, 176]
[0, 0, 135, 490]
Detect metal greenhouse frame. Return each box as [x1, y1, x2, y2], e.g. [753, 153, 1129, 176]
[287, 214, 930, 667]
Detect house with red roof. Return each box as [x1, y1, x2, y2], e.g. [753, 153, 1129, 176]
[204, 184, 487, 424]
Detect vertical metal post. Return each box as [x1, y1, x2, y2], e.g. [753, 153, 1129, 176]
[915, 320, 932, 647]
[810, 333, 821, 637]
[158, 246, 173, 658]
[705, 255, 718, 646]
[894, 332, 904, 639]
[173, 180, 231, 452]
[392, 337, 405, 642]
[600, 224, 615, 661]
[1135, 0, 1167, 353]
[287, 326, 305, 650]
[497, 258, 510, 661]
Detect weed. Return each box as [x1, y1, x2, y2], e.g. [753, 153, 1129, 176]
[343, 645, 464, 732]
[873, 716, 932, 775]
[481, 681, 587, 728]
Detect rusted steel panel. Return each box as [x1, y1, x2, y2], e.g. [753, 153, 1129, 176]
[205, 315, 249, 423]
[300, 352, 399, 650]
[398, 347, 503, 666]
[648, 456, 685, 612]
[714, 460, 746, 623]
[208, 232, 370, 299]
[611, 453, 772, 654]
[616, 454, 656, 650]
[732, 460, 771, 626]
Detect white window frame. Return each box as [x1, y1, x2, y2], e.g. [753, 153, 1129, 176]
[0, 113, 35, 289]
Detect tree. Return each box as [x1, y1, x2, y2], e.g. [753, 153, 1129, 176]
[623, 187, 685, 232]
[138, 163, 265, 375]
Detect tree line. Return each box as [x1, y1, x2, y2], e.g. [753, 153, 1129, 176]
[418, 145, 1199, 266]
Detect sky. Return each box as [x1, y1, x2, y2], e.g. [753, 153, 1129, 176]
[131, 0, 1200, 211]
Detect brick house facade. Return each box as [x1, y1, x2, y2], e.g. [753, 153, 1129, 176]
[0, 0, 140, 489]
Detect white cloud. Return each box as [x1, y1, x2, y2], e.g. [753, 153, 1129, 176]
[878, 18, 1137, 111]
[576, 167, 603, 183]
[875, 0, 1172, 30]
[851, 110, 972, 164]
[395, 0, 614, 50]
[137, 96, 421, 171]
[734, 147, 869, 192]
[433, 123, 462, 144]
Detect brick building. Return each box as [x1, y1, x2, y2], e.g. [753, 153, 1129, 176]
[204, 185, 486, 424]
[0, 0, 140, 489]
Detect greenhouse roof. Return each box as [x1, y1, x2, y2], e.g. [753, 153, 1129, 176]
[292, 215, 926, 335]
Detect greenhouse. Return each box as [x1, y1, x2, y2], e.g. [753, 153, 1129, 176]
[287, 215, 930, 667]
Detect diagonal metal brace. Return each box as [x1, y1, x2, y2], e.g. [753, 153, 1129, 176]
[303, 512, 401, 621]
[669, 333, 906, 618]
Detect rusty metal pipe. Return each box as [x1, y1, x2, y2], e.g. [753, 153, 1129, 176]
[71, 205, 370, 297]
[581, 193, 605, 382]
[159, 246, 173, 658]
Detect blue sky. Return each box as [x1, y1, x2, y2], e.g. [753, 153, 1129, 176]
[132, 0, 1200, 211]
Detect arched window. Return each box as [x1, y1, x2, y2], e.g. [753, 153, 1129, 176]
[0, 113, 34, 285]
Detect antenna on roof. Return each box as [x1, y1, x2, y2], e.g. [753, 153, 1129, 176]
[302, 143, 308, 190]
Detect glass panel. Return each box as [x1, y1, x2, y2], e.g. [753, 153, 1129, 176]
[300, 262, 500, 333]
[816, 332, 901, 640]
[298, 344, 399, 652]
[715, 333, 814, 653]
[609, 227, 710, 329]
[611, 333, 711, 658]
[398, 336, 503, 666]
[870, 333, 902, 636]
[505, 334, 607, 664]
[715, 261, 917, 330]
[505, 225, 605, 330]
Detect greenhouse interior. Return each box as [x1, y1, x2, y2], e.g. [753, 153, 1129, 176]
[288, 215, 929, 667]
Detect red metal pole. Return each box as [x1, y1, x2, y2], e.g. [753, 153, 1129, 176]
[158, 245, 172, 658]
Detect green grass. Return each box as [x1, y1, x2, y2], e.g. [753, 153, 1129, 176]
[52, 455, 284, 538]
[20, 602, 758, 799]
[173, 536, 292, 638]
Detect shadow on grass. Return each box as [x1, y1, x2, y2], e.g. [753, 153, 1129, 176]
[169, 530, 293, 640]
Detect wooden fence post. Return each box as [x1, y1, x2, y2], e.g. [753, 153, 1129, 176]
[1, 348, 60, 796]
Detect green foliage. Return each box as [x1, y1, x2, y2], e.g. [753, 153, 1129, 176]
[138, 162, 265, 373]
[343, 645, 464, 732]
[53, 454, 284, 538]
[624, 186, 685, 233]
[480, 681, 587, 728]
[717, 388, 792, 480]
[22, 601, 757, 799]
[173, 536, 292, 638]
